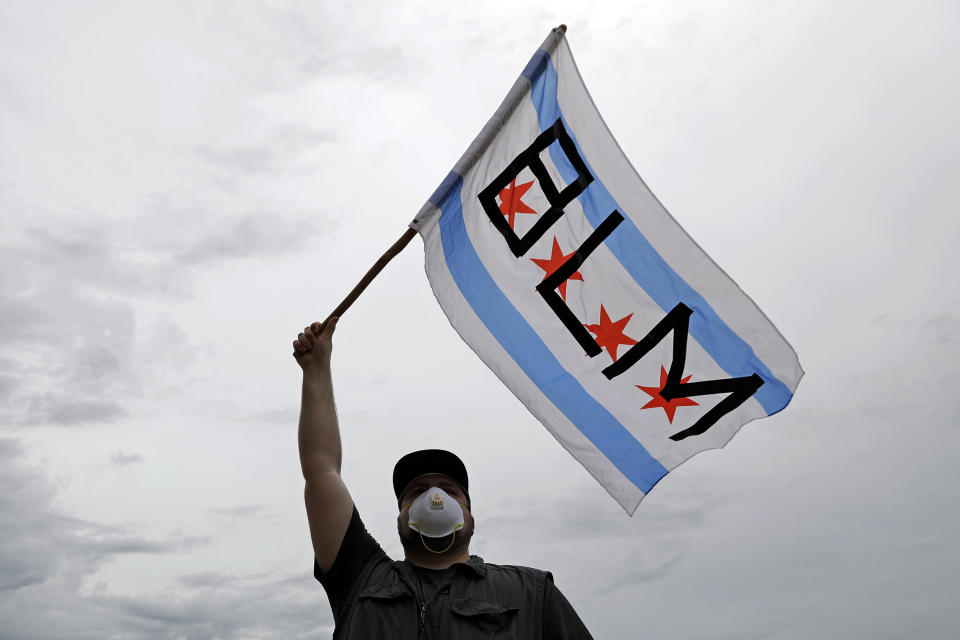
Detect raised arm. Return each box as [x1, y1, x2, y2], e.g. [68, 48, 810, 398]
[293, 317, 354, 572]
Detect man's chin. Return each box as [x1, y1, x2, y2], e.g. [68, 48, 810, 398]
[400, 528, 473, 557]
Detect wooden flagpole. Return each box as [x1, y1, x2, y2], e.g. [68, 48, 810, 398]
[315, 23, 567, 328]
[320, 227, 418, 325]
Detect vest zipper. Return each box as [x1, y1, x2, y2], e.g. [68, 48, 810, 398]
[418, 601, 427, 631]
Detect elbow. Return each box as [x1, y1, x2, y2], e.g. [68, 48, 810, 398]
[302, 463, 342, 486]
[299, 448, 342, 482]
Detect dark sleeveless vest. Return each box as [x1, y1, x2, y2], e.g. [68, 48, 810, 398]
[335, 555, 547, 639]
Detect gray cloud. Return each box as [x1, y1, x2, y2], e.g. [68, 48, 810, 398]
[0, 373, 16, 401]
[87, 573, 332, 640]
[177, 571, 236, 588]
[0, 214, 178, 430]
[0, 198, 310, 430]
[470, 477, 722, 604]
[174, 213, 320, 266]
[1, 224, 186, 304]
[71, 533, 208, 557]
[209, 3, 415, 88]
[0, 439, 322, 640]
[208, 505, 266, 519]
[595, 548, 686, 595]
[24, 395, 127, 427]
[482, 475, 721, 547]
[0, 437, 59, 591]
[0, 438, 202, 593]
[109, 450, 144, 466]
[196, 126, 336, 176]
[0, 461, 58, 593]
[245, 406, 300, 425]
[0, 200, 325, 427]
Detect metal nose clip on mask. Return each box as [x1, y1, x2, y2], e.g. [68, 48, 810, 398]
[407, 487, 465, 553]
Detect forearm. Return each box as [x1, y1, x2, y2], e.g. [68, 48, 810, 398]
[298, 366, 343, 480]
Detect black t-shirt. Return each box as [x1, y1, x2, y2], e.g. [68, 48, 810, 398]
[314, 506, 593, 638]
[409, 564, 453, 606]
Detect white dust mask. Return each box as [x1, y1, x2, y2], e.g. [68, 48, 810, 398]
[407, 487, 465, 542]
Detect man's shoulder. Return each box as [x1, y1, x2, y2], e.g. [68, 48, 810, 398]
[467, 556, 553, 589]
[470, 557, 553, 582]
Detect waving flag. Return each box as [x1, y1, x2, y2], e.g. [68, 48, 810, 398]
[410, 27, 803, 514]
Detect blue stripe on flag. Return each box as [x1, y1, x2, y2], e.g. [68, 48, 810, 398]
[528, 53, 793, 415]
[434, 173, 668, 494]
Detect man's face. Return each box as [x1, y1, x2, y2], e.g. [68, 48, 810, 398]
[397, 473, 474, 554]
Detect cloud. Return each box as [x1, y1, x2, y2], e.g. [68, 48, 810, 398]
[208, 505, 267, 519]
[88, 573, 332, 640]
[245, 407, 300, 425]
[24, 395, 127, 427]
[202, 3, 417, 88]
[0, 214, 182, 430]
[177, 571, 236, 588]
[0, 438, 201, 593]
[196, 126, 336, 176]
[0, 437, 61, 591]
[71, 532, 209, 557]
[482, 476, 720, 546]
[472, 478, 723, 600]
[0, 203, 248, 431]
[0, 373, 16, 401]
[174, 214, 320, 266]
[109, 451, 144, 466]
[595, 548, 686, 595]
[0, 224, 186, 305]
[0, 438, 333, 640]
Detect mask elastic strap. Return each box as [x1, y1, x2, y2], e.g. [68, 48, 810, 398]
[419, 525, 463, 555]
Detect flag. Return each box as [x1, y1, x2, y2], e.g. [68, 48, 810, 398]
[410, 27, 803, 514]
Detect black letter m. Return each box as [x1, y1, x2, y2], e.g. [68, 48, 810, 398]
[603, 303, 765, 441]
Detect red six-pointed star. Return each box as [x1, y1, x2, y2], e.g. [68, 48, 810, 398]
[498, 178, 537, 229]
[636, 366, 699, 423]
[530, 237, 583, 301]
[584, 304, 637, 361]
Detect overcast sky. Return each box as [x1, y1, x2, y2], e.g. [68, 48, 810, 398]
[1, 1, 958, 638]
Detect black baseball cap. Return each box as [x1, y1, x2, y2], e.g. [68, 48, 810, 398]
[393, 449, 470, 506]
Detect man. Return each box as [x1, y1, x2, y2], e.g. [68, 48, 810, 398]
[293, 317, 593, 639]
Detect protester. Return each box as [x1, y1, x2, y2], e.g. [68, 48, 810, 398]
[293, 317, 593, 639]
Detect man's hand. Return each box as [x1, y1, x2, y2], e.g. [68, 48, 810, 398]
[293, 317, 338, 371]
